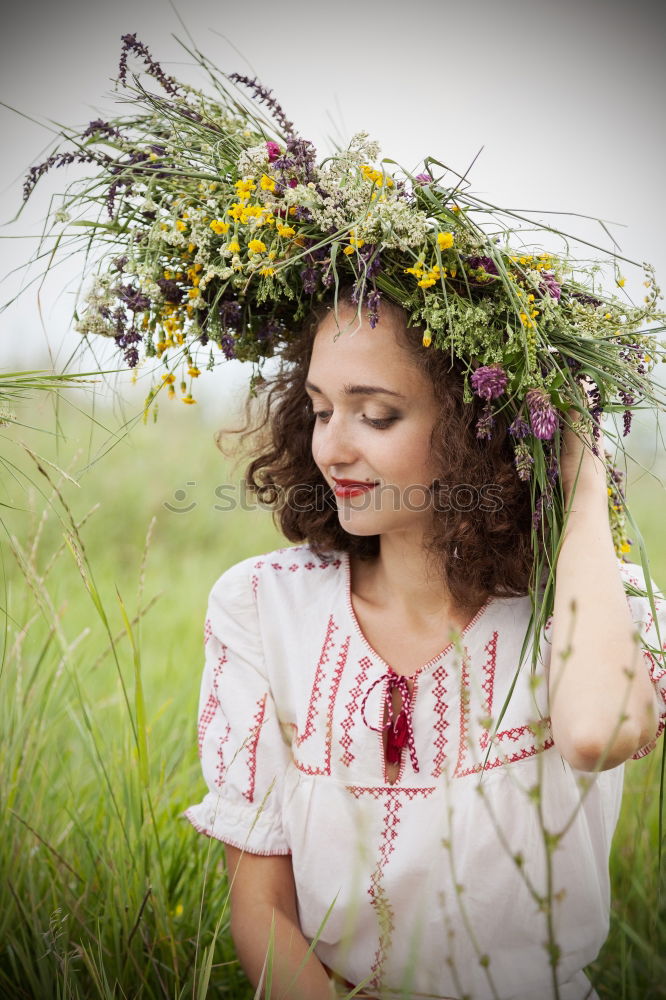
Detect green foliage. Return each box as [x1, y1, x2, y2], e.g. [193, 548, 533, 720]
[0, 396, 664, 999]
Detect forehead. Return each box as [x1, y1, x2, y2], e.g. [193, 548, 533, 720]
[308, 309, 424, 391]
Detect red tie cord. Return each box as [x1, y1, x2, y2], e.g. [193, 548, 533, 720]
[361, 672, 419, 772]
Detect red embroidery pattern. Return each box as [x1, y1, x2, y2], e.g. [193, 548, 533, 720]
[292, 630, 348, 776]
[197, 647, 228, 756]
[243, 694, 267, 803]
[198, 694, 218, 757]
[479, 632, 498, 752]
[347, 786, 435, 987]
[215, 722, 231, 787]
[296, 615, 337, 747]
[340, 656, 373, 767]
[203, 618, 212, 645]
[453, 635, 553, 778]
[431, 663, 450, 778]
[249, 547, 342, 594]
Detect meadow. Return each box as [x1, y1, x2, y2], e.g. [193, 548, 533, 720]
[1, 387, 665, 1000]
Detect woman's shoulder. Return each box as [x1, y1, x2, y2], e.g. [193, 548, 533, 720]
[208, 543, 347, 610]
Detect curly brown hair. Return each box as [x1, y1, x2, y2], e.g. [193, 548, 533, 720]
[220, 286, 541, 610]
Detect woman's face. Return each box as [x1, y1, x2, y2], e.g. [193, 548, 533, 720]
[306, 305, 441, 540]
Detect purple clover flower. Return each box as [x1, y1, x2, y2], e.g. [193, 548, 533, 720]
[525, 388, 559, 440]
[266, 141, 281, 163]
[470, 365, 508, 401]
[539, 271, 562, 301]
[414, 172, 431, 185]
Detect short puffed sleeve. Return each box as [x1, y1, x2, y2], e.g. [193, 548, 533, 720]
[184, 557, 292, 854]
[621, 560, 666, 760]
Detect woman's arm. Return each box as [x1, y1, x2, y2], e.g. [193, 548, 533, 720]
[548, 412, 659, 771]
[224, 844, 335, 1000]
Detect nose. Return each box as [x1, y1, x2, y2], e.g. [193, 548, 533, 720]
[312, 411, 358, 472]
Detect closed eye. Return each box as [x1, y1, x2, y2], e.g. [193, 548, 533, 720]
[312, 410, 398, 430]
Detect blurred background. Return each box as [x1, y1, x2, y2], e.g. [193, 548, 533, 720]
[1, 2, 665, 998]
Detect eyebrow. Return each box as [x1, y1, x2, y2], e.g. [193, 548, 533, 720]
[304, 380, 406, 400]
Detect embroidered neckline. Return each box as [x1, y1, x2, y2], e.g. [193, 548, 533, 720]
[342, 550, 493, 679]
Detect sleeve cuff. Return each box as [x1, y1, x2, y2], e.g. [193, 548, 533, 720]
[183, 793, 291, 856]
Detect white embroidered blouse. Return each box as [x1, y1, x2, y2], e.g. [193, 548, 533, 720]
[185, 544, 666, 1000]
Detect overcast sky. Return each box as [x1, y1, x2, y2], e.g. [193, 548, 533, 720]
[1, 0, 665, 424]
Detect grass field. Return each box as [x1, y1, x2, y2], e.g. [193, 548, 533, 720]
[1, 388, 665, 1000]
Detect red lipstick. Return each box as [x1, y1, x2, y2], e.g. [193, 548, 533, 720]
[332, 477, 378, 498]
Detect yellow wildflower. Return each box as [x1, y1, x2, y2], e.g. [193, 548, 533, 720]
[404, 266, 424, 278]
[167, 385, 176, 399]
[187, 242, 196, 254]
[163, 270, 173, 280]
[620, 542, 631, 554]
[182, 394, 197, 405]
[227, 240, 241, 253]
[259, 267, 276, 276]
[617, 276, 625, 287]
[210, 219, 230, 236]
[260, 174, 276, 192]
[187, 366, 201, 378]
[437, 232, 454, 250]
[422, 330, 432, 347]
[175, 219, 187, 232]
[418, 277, 437, 288]
[248, 239, 267, 254]
[161, 373, 176, 384]
[343, 245, 355, 256]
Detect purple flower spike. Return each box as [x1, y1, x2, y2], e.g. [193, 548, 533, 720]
[414, 172, 431, 185]
[475, 403, 495, 440]
[470, 365, 508, 401]
[525, 388, 559, 440]
[509, 415, 531, 439]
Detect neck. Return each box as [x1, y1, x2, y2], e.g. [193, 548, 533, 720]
[354, 532, 469, 624]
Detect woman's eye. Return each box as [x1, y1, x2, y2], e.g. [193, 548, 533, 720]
[364, 416, 397, 429]
[312, 410, 397, 429]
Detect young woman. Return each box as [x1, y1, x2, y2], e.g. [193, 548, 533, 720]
[186, 290, 665, 1000]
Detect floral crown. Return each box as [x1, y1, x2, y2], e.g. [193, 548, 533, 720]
[16, 34, 666, 565]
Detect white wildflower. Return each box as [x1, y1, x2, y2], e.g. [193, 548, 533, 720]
[237, 143, 270, 176]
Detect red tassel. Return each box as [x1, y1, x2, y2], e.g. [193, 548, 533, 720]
[386, 709, 408, 764]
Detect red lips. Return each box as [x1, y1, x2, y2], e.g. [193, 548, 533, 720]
[332, 477, 378, 498]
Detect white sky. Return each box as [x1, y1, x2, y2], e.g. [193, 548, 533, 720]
[1, 0, 665, 429]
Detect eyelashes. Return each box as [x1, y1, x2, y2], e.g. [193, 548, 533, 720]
[312, 410, 398, 430]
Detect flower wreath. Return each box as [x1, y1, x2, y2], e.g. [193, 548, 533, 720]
[14, 34, 666, 593]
